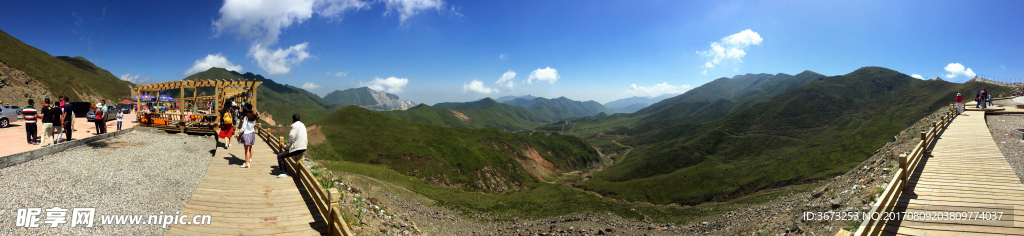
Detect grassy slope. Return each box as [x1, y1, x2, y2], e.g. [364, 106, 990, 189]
[310, 106, 599, 193]
[181, 67, 338, 125]
[579, 67, 1013, 205]
[536, 71, 824, 154]
[313, 106, 787, 224]
[0, 29, 133, 101]
[56, 56, 120, 81]
[501, 97, 614, 120]
[382, 98, 559, 131]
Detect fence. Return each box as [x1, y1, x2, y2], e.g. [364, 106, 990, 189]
[854, 103, 958, 235]
[255, 123, 354, 236]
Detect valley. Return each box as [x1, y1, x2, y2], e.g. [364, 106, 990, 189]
[3, 23, 1022, 235]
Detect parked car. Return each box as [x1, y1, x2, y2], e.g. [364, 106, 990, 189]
[87, 105, 117, 122]
[0, 105, 20, 128]
[116, 104, 132, 114]
[2, 105, 23, 115]
[69, 102, 92, 117]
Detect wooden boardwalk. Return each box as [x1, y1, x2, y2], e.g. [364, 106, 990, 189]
[168, 136, 326, 235]
[882, 109, 1024, 235]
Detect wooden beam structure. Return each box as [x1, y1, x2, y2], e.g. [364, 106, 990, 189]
[133, 79, 262, 134]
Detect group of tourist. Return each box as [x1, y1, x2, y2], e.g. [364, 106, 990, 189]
[20, 96, 123, 147]
[975, 89, 993, 109]
[216, 100, 307, 179]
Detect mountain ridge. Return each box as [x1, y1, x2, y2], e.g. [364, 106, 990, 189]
[578, 66, 1014, 205]
[323, 87, 416, 111]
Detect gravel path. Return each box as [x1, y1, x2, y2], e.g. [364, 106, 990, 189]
[986, 112, 1024, 182]
[0, 131, 214, 235]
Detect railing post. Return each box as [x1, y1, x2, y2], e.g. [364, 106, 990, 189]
[920, 132, 927, 143]
[899, 154, 908, 184]
[327, 187, 340, 234]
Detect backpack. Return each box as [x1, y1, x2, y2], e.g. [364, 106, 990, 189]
[223, 112, 233, 124]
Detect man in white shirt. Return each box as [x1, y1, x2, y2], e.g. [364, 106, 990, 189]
[277, 114, 308, 178]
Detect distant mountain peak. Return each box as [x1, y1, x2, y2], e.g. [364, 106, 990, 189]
[322, 87, 416, 111]
[495, 94, 538, 103]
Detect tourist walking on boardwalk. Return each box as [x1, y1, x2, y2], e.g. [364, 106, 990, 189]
[42, 98, 62, 146]
[955, 93, 963, 114]
[236, 103, 257, 168]
[218, 100, 234, 149]
[23, 99, 38, 145]
[277, 114, 307, 178]
[975, 91, 981, 108]
[987, 90, 994, 107]
[980, 90, 988, 109]
[116, 109, 123, 131]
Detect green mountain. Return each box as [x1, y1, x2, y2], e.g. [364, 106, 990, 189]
[380, 98, 559, 131]
[578, 67, 1012, 205]
[501, 97, 614, 120]
[182, 67, 339, 125]
[0, 29, 133, 102]
[309, 106, 600, 193]
[322, 87, 416, 111]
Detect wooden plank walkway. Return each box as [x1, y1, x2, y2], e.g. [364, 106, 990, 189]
[168, 136, 326, 235]
[882, 110, 1024, 235]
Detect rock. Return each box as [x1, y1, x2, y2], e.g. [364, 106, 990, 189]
[812, 184, 829, 198]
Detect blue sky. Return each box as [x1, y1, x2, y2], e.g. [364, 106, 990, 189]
[2, 0, 1022, 105]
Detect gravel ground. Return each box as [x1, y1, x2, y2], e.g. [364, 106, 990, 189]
[320, 164, 681, 236]
[986, 112, 1024, 182]
[0, 131, 214, 235]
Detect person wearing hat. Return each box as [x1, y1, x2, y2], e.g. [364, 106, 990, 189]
[955, 93, 963, 114]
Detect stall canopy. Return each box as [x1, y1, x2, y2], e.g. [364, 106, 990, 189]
[131, 94, 155, 101]
[158, 94, 175, 102]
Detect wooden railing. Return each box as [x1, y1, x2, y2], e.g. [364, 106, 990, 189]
[256, 123, 354, 236]
[855, 103, 958, 236]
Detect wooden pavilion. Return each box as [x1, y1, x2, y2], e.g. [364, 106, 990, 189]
[133, 79, 261, 134]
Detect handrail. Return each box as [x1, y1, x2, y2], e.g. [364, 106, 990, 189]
[855, 103, 958, 236]
[256, 123, 354, 236]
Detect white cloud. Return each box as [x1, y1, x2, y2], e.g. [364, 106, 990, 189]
[215, 0, 443, 75]
[213, 0, 319, 46]
[702, 70, 707, 75]
[249, 42, 312, 75]
[382, 0, 446, 23]
[334, 71, 348, 77]
[626, 82, 690, 97]
[527, 67, 559, 84]
[1001, 65, 1006, 70]
[910, 74, 924, 80]
[120, 73, 151, 84]
[184, 53, 244, 75]
[697, 29, 762, 73]
[463, 80, 499, 94]
[316, 0, 372, 19]
[498, 53, 507, 60]
[300, 82, 322, 89]
[944, 63, 976, 79]
[496, 70, 516, 90]
[362, 76, 409, 93]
